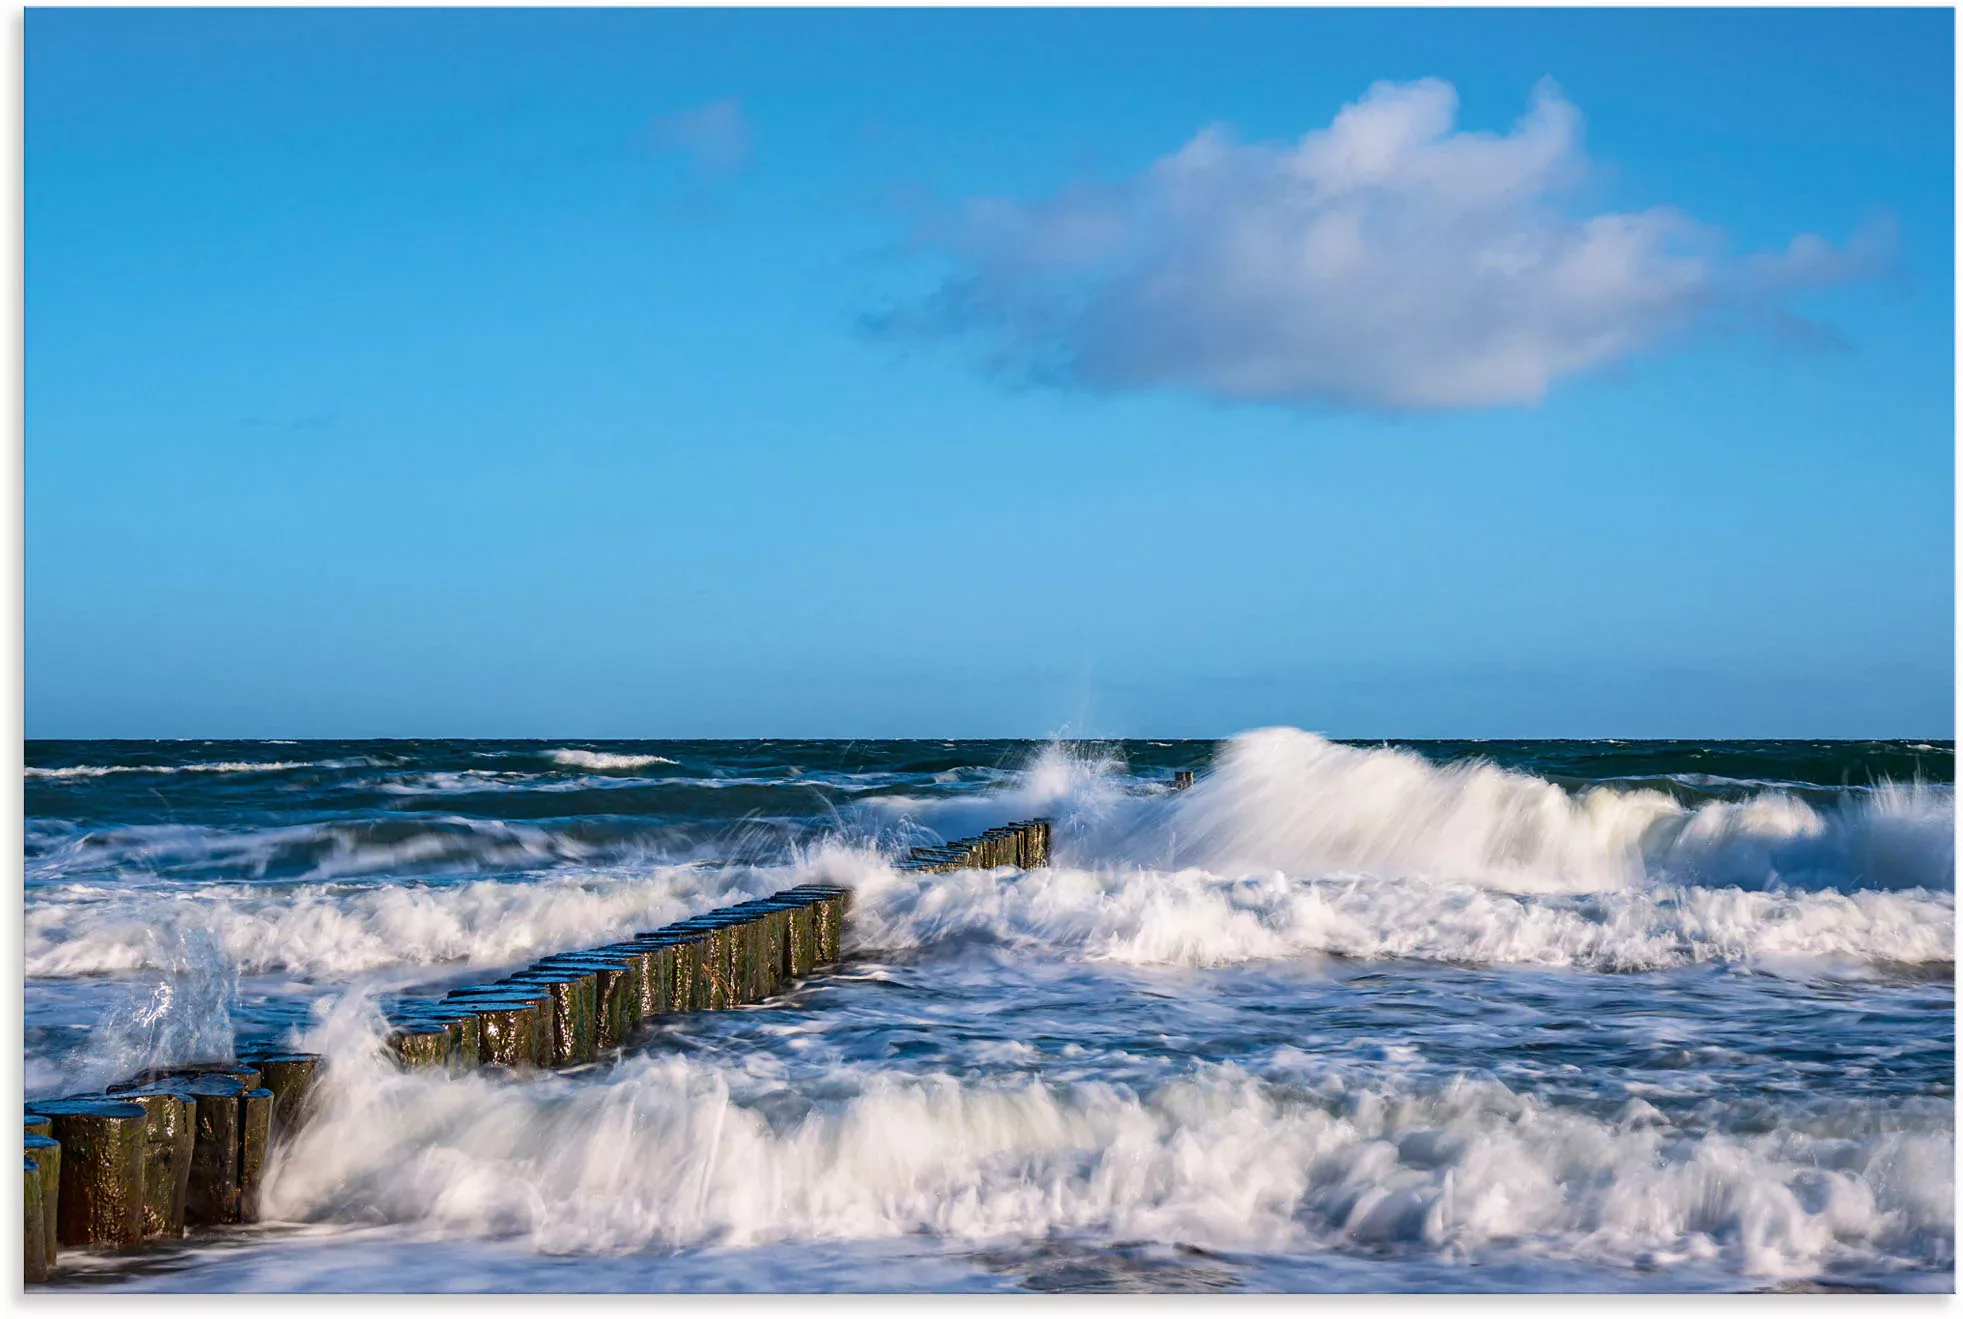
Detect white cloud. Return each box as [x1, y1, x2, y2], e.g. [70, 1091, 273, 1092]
[651, 97, 752, 174]
[882, 78, 1883, 411]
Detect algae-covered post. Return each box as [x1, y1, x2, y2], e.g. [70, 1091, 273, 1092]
[184, 1076, 245, 1226]
[27, 1099, 147, 1248]
[238, 1088, 273, 1222]
[899, 820, 1050, 875]
[23, 1157, 46, 1284]
[116, 1087, 195, 1238]
[240, 1053, 324, 1135]
[22, 1133, 57, 1269]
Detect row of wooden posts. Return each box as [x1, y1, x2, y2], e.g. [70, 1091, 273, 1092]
[897, 819, 1052, 874]
[25, 818, 1062, 1283]
[379, 883, 854, 1072]
[23, 1050, 324, 1282]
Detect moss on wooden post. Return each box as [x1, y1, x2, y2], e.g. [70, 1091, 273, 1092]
[238, 1089, 273, 1223]
[28, 1099, 146, 1247]
[500, 970, 597, 1066]
[441, 995, 540, 1070]
[184, 1077, 244, 1227]
[534, 955, 636, 1051]
[239, 1053, 323, 1136]
[22, 1133, 57, 1269]
[24, 1157, 46, 1284]
[386, 1021, 451, 1071]
[116, 1087, 194, 1239]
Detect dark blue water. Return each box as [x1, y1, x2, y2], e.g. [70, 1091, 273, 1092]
[23, 731, 1956, 1291]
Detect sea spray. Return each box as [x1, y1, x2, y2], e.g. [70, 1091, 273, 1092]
[26, 732, 1954, 1291]
[258, 1002, 1952, 1280]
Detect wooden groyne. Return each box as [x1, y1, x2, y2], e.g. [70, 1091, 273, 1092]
[25, 819, 1054, 1281]
[897, 819, 1051, 874]
[379, 883, 853, 1073]
[24, 1049, 326, 1282]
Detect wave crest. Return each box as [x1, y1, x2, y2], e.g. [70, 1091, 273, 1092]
[548, 749, 679, 771]
[261, 1006, 1953, 1281]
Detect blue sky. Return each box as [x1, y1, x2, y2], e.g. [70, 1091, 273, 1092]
[26, 8, 1954, 739]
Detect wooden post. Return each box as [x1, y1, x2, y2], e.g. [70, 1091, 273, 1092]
[23, 1157, 46, 1284]
[239, 1053, 323, 1136]
[27, 1099, 146, 1247]
[631, 933, 706, 1012]
[499, 970, 597, 1066]
[595, 943, 665, 1023]
[440, 994, 542, 1070]
[22, 1133, 56, 1269]
[385, 1020, 452, 1071]
[238, 1089, 273, 1223]
[532, 955, 637, 1051]
[114, 1087, 195, 1239]
[431, 1012, 481, 1072]
[183, 1076, 244, 1227]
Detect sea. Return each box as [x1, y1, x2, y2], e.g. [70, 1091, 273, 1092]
[21, 728, 1957, 1292]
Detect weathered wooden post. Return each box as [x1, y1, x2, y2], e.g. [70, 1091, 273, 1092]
[781, 899, 816, 978]
[238, 1088, 273, 1222]
[626, 935, 697, 1015]
[239, 1053, 324, 1136]
[595, 943, 666, 1022]
[146, 1062, 262, 1093]
[24, 1157, 46, 1283]
[385, 1019, 452, 1071]
[22, 1132, 57, 1269]
[28, 1099, 146, 1247]
[656, 921, 731, 1009]
[532, 954, 636, 1051]
[114, 1087, 195, 1239]
[184, 1076, 244, 1227]
[439, 992, 543, 1071]
[635, 932, 706, 1011]
[498, 968, 597, 1066]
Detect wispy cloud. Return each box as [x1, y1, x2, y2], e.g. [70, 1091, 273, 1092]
[873, 78, 1888, 412]
[650, 96, 752, 175]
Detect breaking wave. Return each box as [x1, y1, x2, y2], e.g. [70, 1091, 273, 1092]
[25, 863, 791, 978]
[848, 863, 1954, 971]
[548, 749, 680, 771]
[1067, 729, 1954, 895]
[259, 1001, 1953, 1282]
[26, 759, 318, 779]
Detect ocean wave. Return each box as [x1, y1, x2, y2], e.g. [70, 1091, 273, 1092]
[25, 816, 630, 887]
[25, 864, 783, 978]
[548, 750, 680, 771]
[26, 759, 319, 780]
[847, 862, 1956, 971]
[258, 1002, 1953, 1281]
[969, 730, 1953, 896]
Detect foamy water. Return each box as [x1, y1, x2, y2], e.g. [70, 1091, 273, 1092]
[24, 731, 1955, 1292]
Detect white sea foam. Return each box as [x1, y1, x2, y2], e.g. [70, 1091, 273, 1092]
[259, 1002, 1953, 1281]
[26, 760, 317, 779]
[25, 865, 782, 978]
[847, 862, 1955, 971]
[883, 730, 1950, 897]
[23, 730, 1954, 982]
[548, 749, 679, 771]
